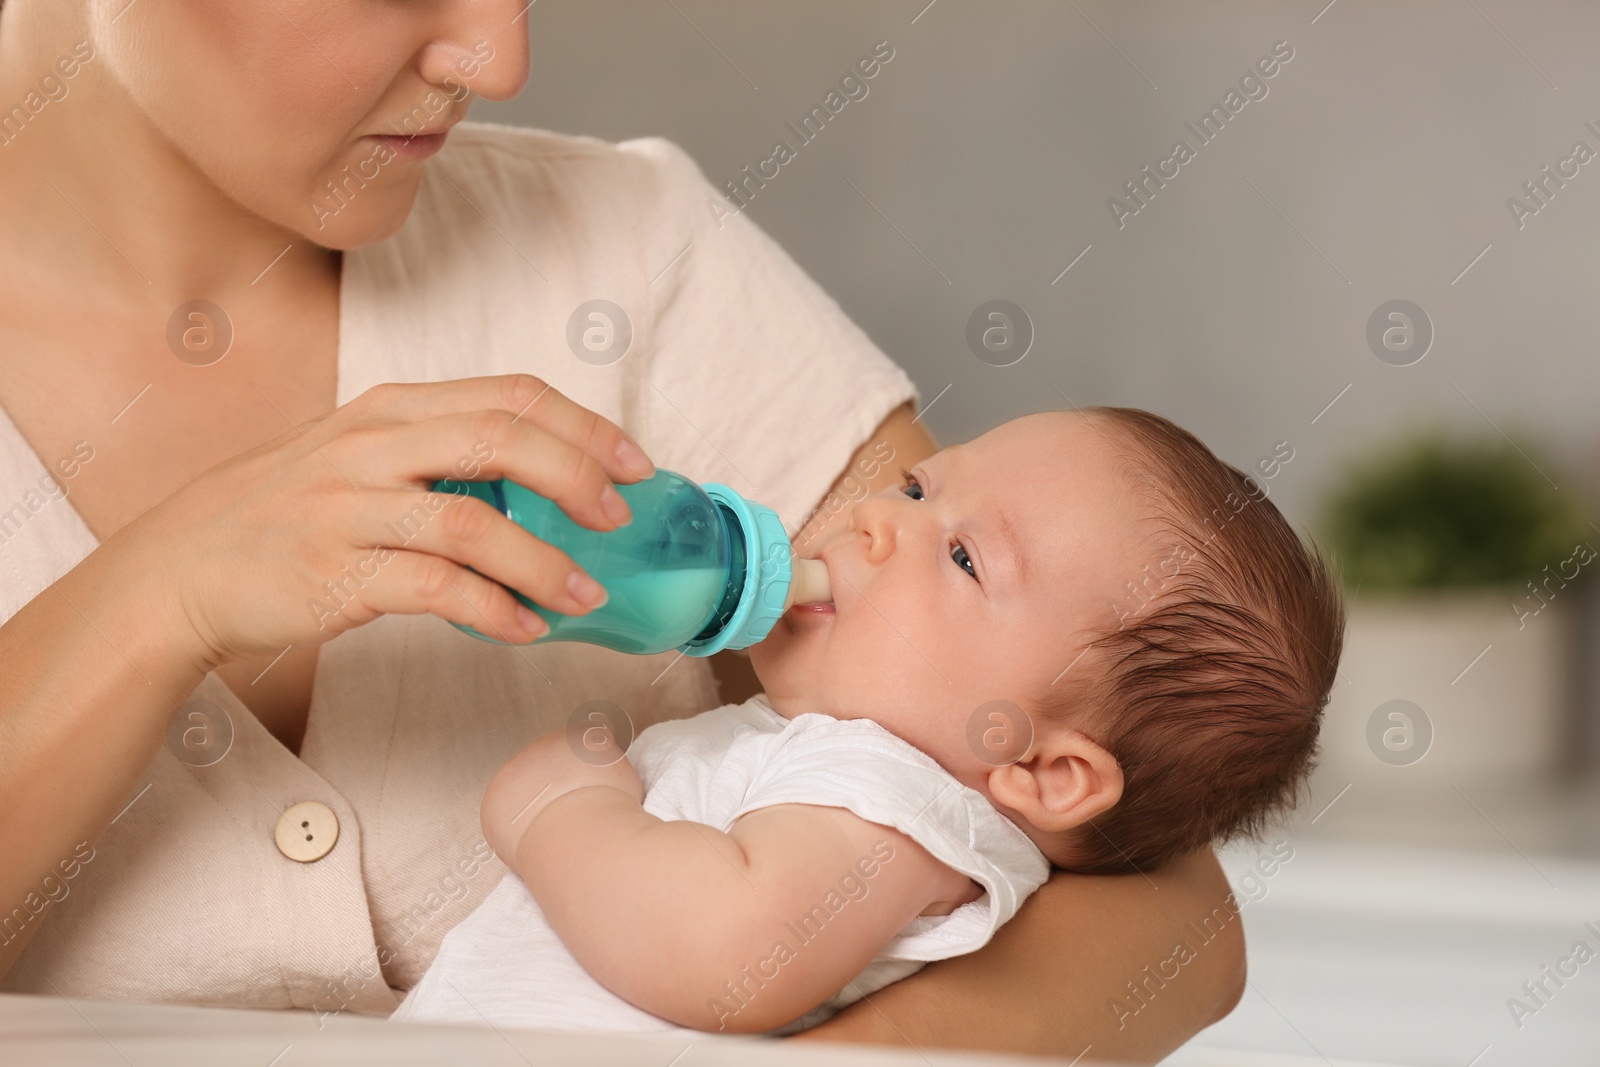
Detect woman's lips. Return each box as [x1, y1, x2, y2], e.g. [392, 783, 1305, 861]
[369, 132, 449, 160]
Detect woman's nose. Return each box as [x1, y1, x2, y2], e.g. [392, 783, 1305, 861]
[418, 6, 532, 104]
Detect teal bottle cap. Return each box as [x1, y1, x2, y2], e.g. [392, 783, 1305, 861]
[680, 483, 793, 656]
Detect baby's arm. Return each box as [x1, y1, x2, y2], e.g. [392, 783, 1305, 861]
[480, 728, 980, 1034]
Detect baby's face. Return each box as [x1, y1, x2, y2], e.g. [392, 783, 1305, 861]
[750, 411, 1153, 789]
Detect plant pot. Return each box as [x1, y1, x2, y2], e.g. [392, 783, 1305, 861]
[1313, 588, 1575, 792]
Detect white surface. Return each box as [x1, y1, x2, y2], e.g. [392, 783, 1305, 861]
[0, 992, 1057, 1067]
[1166, 840, 1600, 1067]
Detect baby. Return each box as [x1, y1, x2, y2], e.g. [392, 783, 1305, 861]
[393, 406, 1345, 1035]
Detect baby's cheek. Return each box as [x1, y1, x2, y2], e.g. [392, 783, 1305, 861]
[748, 628, 815, 701]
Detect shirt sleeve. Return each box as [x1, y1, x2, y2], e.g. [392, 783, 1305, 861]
[617, 137, 920, 537]
[729, 713, 1051, 962]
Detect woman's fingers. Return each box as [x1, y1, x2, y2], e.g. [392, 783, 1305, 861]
[351, 489, 608, 617]
[347, 375, 656, 484]
[344, 410, 638, 534]
[337, 548, 552, 645]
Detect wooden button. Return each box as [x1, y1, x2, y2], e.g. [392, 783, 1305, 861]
[274, 800, 339, 863]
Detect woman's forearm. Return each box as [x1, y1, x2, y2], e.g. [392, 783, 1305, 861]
[0, 541, 211, 979]
[792, 848, 1245, 1064]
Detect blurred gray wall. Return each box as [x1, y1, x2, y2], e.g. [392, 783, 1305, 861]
[478, 0, 1600, 530]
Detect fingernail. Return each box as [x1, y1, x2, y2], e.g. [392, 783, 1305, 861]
[568, 570, 609, 609]
[516, 605, 549, 639]
[615, 436, 655, 480]
[600, 484, 633, 526]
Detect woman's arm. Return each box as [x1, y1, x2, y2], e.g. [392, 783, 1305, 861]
[0, 542, 214, 979]
[793, 399, 936, 553]
[792, 847, 1246, 1063]
[0, 376, 656, 981]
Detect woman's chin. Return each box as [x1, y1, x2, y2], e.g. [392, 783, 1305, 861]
[287, 182, 422, 250]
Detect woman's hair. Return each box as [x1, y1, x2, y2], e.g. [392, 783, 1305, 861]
[1033, 406, 1345, 875]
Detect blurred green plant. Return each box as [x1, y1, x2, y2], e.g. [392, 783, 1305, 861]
[1321, 429, 1591, 592]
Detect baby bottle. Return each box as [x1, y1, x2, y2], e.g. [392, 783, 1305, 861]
[431, 471, 832, 656]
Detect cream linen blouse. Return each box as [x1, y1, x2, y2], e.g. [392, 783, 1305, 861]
[0, 123, 917, 1016]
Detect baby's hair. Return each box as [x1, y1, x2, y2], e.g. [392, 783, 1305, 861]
[1033, 406, 1345, 875]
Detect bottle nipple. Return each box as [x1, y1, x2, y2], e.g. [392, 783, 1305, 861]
[785, 556, 832, 609]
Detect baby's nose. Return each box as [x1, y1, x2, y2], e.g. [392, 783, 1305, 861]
[850, 497, 899, 563]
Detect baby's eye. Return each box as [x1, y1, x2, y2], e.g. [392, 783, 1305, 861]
[901, 469, 978, 583]
[898, 468, 925, 501]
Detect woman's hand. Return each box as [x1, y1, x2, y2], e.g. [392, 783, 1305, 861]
[103, 374, 656, 671]
[0, 374, 652, 979]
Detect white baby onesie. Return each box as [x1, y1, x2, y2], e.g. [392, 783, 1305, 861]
[392, 694, 1051, 1036]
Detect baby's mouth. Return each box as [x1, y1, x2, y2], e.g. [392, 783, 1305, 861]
[781, 553, 836, 626]
[788, 555, 832, 608]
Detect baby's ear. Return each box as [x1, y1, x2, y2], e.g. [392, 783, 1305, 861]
[985, 727, 1124, 834]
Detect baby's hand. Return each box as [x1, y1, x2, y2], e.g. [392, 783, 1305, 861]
[481, 723, 644, 868]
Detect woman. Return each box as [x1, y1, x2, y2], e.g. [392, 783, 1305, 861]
[0, 2, 1243, 1061]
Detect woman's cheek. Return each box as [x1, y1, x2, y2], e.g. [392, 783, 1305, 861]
[98, 0, 415, 243]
